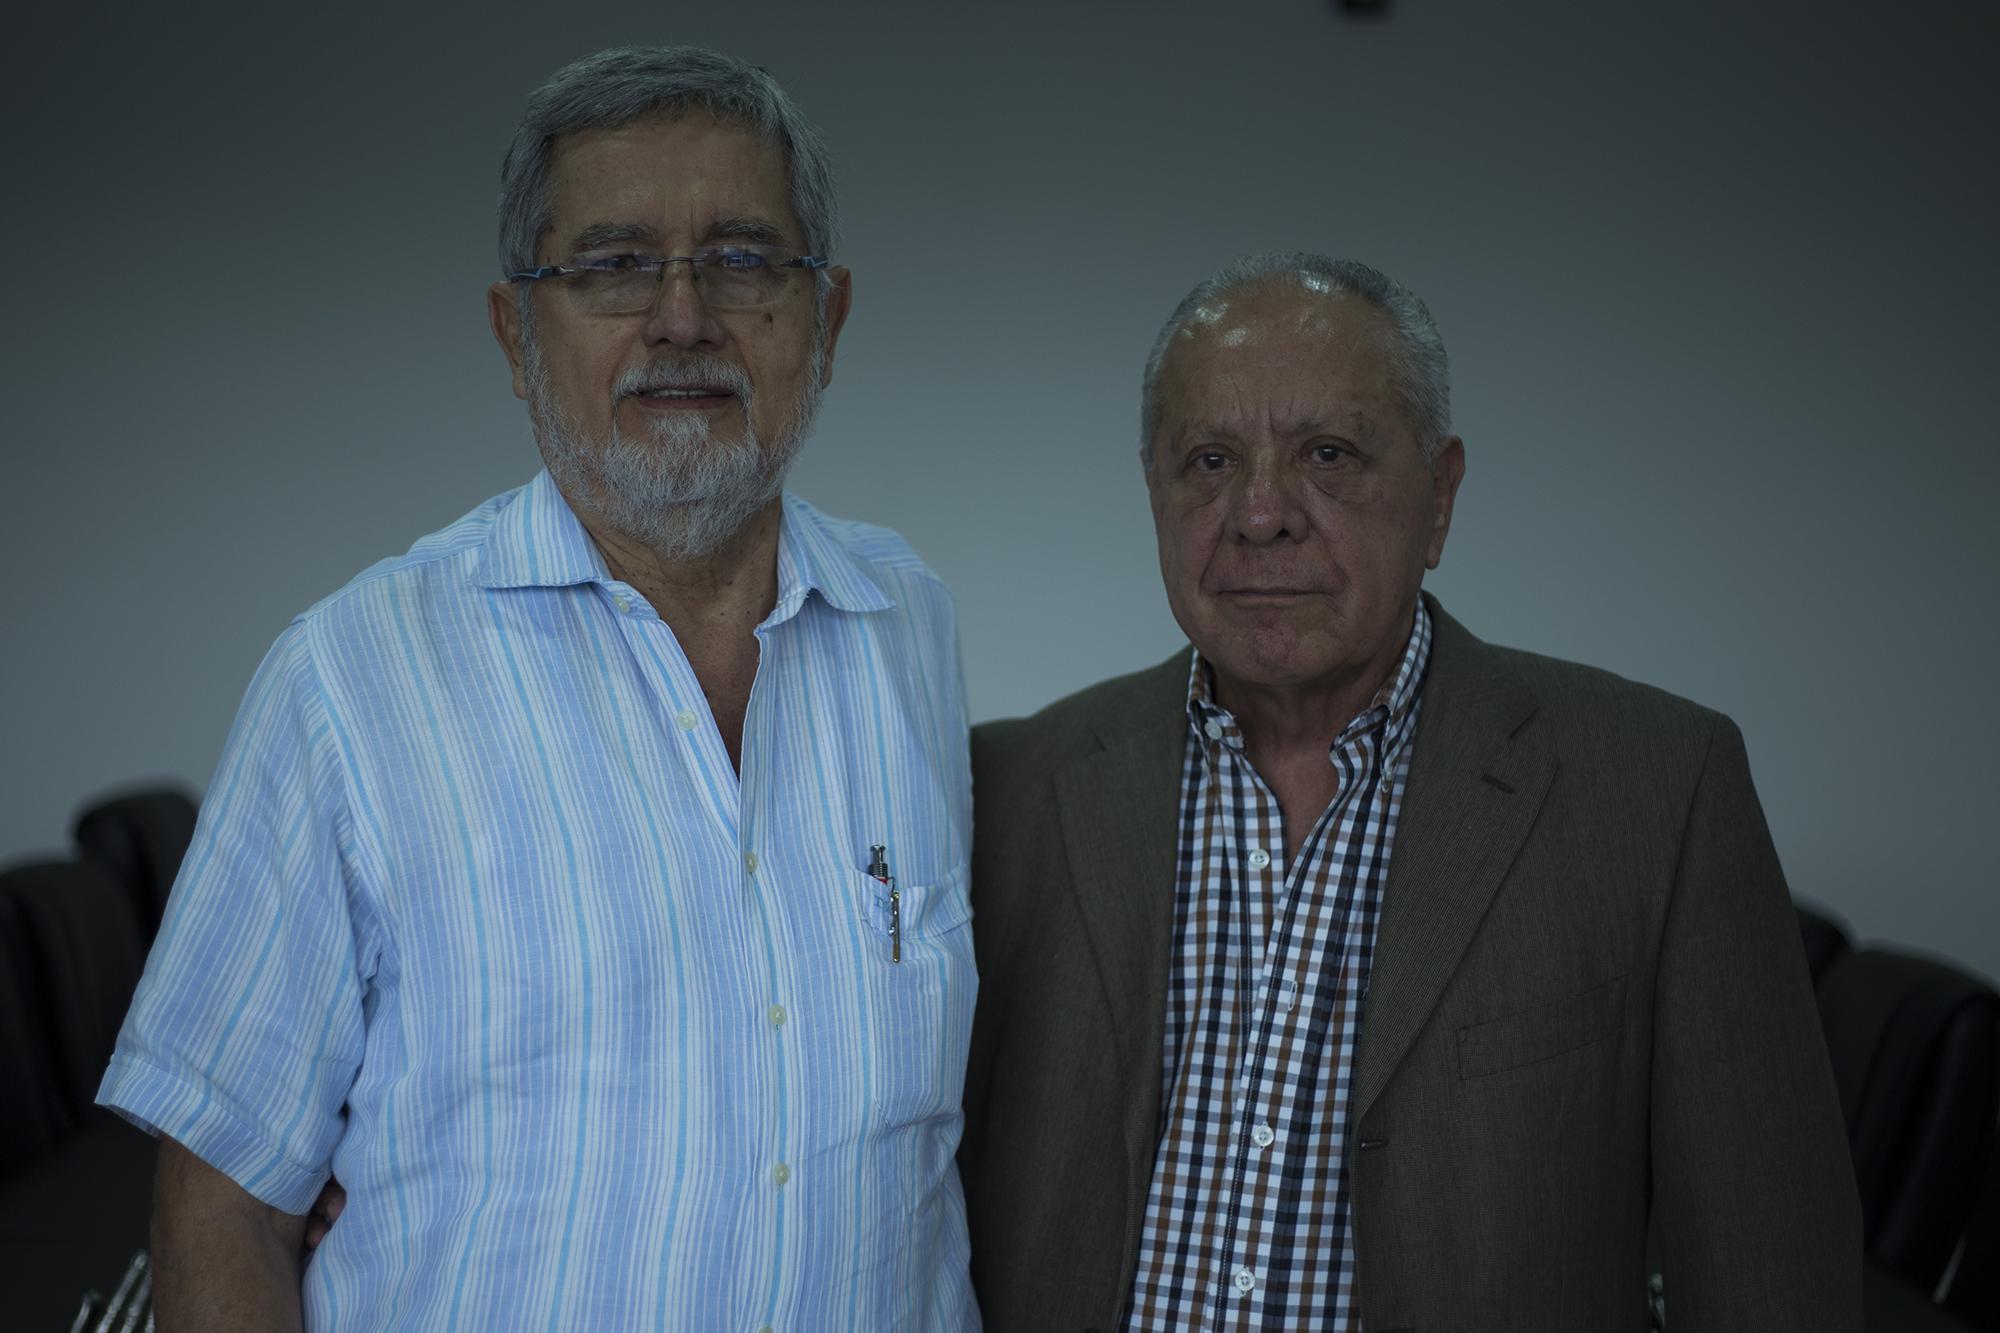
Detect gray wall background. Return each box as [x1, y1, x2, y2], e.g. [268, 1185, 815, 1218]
[6, 1, 1996, 980]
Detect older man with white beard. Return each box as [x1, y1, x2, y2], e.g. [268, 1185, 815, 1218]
[98, 47, 979, 1332]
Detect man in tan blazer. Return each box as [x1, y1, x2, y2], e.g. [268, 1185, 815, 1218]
[957, 254, 1861, 1331]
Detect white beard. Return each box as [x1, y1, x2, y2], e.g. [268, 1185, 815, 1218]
[522, 316, 825, 562]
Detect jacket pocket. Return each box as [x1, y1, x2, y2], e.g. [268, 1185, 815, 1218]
[1457, 975, 1626, 1079]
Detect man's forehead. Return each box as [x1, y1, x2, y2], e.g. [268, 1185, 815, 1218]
[1163, 289, 1395, 424]
[544, 114, 798, 245]
[1176, 285, 1387, 359]
[1167, 381, 1384, 443]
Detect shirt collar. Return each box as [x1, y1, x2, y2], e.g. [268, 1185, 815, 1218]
[472, 470, 612, 591]
[472, 471, 895, 620]
[768, 493, 895, 623]
[1187, 598, 1434, 758]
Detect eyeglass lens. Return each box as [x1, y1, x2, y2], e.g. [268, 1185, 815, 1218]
[570, 256, 788, 314]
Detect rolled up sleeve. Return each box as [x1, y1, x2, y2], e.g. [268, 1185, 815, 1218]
[98, 620, 371, 1215]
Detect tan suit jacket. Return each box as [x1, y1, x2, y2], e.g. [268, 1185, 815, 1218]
[958, 596, 1862, 1331]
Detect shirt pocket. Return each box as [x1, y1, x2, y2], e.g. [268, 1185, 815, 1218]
[1457, 975, 1627, 1080]
[854, 867, 976, 1130]
[855, 866, 974, 949]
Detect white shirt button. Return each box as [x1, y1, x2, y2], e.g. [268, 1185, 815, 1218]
[744, 852, 758, 874]
[771, 1162, 790, 1186]
[1251, 1123, 1276, 1148]
[1204, 719, 1224, 740]
[1247, 847, 1271, 871]
[758, 1327, 775, 1333]
[675, 709, 698, 731]
[613, 594, 632, 614]
[1233, 1266, 1257, 1294]
[768, 1004, 786, 1028]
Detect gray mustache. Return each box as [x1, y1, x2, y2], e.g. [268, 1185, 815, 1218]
[615, 357, 754, 401]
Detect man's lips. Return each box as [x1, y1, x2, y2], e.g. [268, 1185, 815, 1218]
[628, 386, 737, 411]
[1217, 586, 1325, 598]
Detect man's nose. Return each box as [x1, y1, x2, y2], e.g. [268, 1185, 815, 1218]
[640, 262, 724, 349]
[1229, 456, 1310, 544]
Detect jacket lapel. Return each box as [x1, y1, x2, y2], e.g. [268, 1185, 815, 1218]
[1353, 599, 1556, 1123]
[1040, 611, 1556, 1186]
[1051, 653, 1189, 1195]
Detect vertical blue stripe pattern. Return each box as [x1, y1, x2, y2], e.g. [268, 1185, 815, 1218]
[98, 471, 980, 1331]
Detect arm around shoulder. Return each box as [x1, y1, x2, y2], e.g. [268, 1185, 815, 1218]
[1649, 715, 1863, 1329]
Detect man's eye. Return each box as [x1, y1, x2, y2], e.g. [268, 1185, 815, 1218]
[709, 248, 771, 270]
[1191, 451, 1229, 472]
[1310, 443, 1349, 464]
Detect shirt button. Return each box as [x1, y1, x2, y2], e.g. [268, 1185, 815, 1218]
[744, 852, 759, 874]
[1251, 1123, 1276, 1148]
[675, 709, 697, 731]
[768, 1004, 786, 1028]
[1204, 720, 1225, 740]
[613, 594, 632, 614]
[771, 1163, 790, 1186]
[1247, 847, 1271, 871]
[1233, 1267, 1257, 1294]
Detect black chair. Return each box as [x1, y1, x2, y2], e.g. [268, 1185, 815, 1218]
[72, 786, 197, 939]
[1797, 899, 1855, 985]
[1816, 946, 2000, 1301]
[1942, 1135, 2000, 1329]
[0, 891, 76, 1180]
[0, 860, 147, 1119]
[0, 860, 156, 1328]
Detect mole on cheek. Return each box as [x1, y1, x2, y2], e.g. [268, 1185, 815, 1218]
[763, 312, 774, 326]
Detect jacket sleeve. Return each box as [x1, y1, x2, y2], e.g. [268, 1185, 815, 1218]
[1649, 714, 1863, 1328]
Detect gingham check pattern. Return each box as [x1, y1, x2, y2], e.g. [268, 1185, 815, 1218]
[1123, 603, 1431, 1332]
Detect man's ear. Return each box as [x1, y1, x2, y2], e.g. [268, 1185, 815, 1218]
[815, 266, 854, 389]
[488, 282, 529, 401]
[1425, 436, 1467, 570]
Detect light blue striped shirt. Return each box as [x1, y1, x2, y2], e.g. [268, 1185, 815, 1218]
[100, 471, 980, 1331]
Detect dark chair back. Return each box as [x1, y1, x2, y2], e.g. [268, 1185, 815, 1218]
[72, 788, 197, 939]
[1943, 1143, 2000, 1328]
[0, 891, 77, 1179]
[0, 860, 147, 1118]
[1816, 946, 2000, 1296]
[1795, 900, 1854, 984]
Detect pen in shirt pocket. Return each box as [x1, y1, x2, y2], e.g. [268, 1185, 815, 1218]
[867, 843, 900, 963]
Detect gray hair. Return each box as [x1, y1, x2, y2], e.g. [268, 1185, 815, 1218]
[497, 46, 840, 279]
[1139, 253, 1452, 465]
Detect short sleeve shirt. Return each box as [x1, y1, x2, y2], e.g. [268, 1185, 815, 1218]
[100, 472, 980, 1331]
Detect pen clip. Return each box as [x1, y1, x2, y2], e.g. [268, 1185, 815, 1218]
[867, 843, 900, 964]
